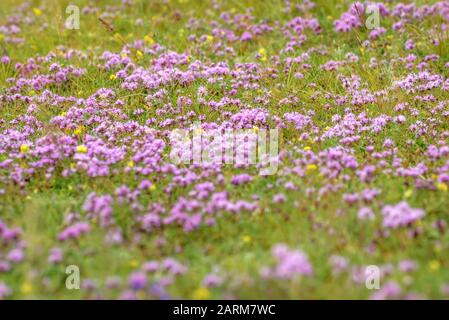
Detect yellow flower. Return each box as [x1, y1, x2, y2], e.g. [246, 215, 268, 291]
[206, 35, 214, 43]
[20, 281, 33, 295]
[127, 160, 134, 168]
[326, 15, 333, 20]
[110, 74, 117, 81]
[436, 183, 448, 192]
[20, 144, 29, 154]
[121, 52, 128, 59]
[76, 145, 87, 153]
[32, 8, 42, 16]
[192, 287, 210, 300]
[404, 189, 413, 198]
[144, 35, 155, 45]
[150, 184, 156, 192]
[258, 48, 267, 62]
[242, 235, 252, 243]
[252, 126, 259, 133]
[306, 164, 318, 172]
[74, 126, 84, 136]
[303, 146, 311, 151]
[136, 50, 143, 59]
[429, 260, 440, 271]
[129, 259, 139, 268]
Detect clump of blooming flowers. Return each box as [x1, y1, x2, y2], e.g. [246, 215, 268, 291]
[0, 0, 449, 300]
[261, 244, 313, 279]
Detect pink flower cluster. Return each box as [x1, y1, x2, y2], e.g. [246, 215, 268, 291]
[263, 244, 313, 279]
[381, 202, 425, 229]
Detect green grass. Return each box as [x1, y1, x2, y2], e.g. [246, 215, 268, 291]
[1, 0, 449, 299]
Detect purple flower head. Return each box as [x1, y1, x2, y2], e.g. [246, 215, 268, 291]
[202, 273, 223, 287]
[358, 207, 375, 220]
[370, 281, 402, 300]
[58, 222, 90, 241]
[271, 244, 313, 279]
[143, 261, 160, 273]
[329, 255, 349, 275]
[48, 247, 63, 264]
[7, 248, 24, 263]
[381, 202, 425, 229]
[398, 260, 417, 273]
[128, 272, 147, 290]
[240, 31, 253, 41]
[1, 56, 11, 64]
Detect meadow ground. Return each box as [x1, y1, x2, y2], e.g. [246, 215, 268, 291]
[1, 0, 449, 299]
